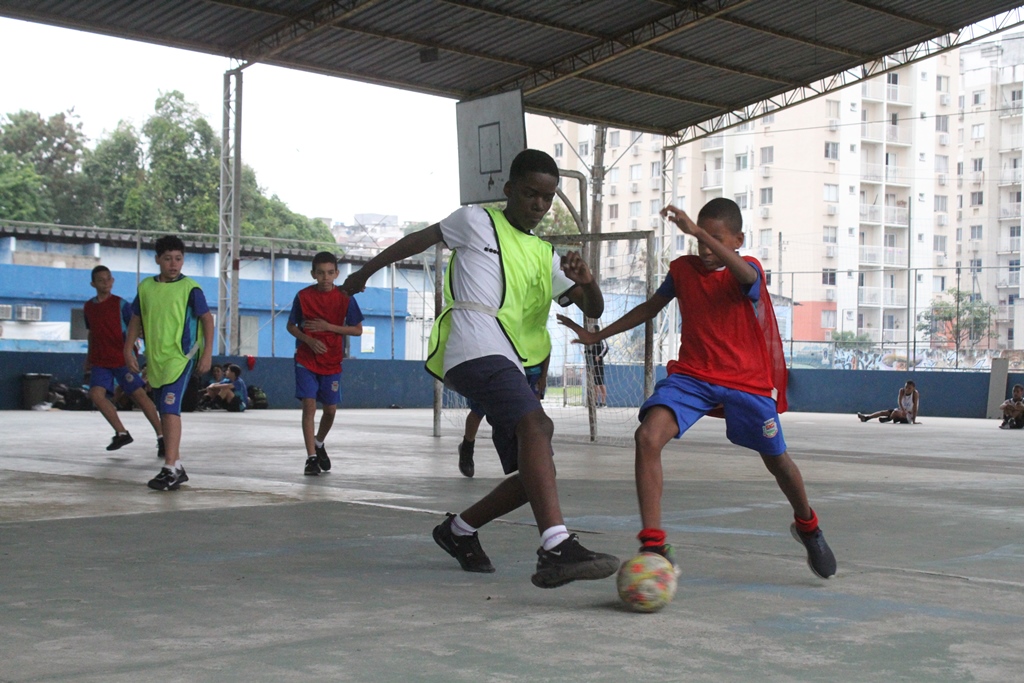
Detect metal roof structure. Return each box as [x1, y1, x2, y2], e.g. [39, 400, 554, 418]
[3, 0, 1024, 141]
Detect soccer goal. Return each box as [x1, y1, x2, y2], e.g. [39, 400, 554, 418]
[437, 229, 664, 447]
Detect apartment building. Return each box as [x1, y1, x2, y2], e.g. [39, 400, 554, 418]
[528, 33, 1024, 352]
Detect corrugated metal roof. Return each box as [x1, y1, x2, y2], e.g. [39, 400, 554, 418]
[1, 0, 1021, 135]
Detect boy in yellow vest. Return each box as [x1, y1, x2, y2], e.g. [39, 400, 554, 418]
[125, 235, 214, 491]
[343, 149, 619, 589]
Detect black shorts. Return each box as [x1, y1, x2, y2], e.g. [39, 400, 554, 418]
[445, 356, 544, 474]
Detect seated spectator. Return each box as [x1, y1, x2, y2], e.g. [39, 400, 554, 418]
[857, 379, 919, 424]
[199, 364, 230, 409]
[999, 383, 1024, 429]
[205, 363, 248, 412]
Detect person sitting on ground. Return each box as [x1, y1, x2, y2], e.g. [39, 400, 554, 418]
[857, 379, 919, 424]
[204, 363, 248, 412]
[198, 364, 230, 409]
[999, 383, 1024, 429]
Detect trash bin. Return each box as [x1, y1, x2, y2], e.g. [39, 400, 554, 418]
[22, 373, 52, 410]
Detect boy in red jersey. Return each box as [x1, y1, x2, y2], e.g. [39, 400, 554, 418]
[83, 265, 164, 456]
[558, 198, 837, 580]
[287, 252, 363, 476]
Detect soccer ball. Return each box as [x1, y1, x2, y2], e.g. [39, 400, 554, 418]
[616, 552, 678, 613]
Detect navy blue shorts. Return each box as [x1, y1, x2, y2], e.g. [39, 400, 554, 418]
[154, 362, 195, 416]
[639, 374, 787, 456]
[446, 356, 544, 474]
[90, 365, 146, 397]
[467, 365, 544, 417]
[295, 364, 341, 405]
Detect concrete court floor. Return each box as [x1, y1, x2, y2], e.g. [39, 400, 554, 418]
[1, 406, 1023, 683]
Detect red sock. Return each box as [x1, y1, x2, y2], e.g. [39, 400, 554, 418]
[794, 509, 819, 533]
[638, 527, 667, 548]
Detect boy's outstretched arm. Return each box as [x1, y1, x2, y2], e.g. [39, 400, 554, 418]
[661, 205, 756, 286]
[557, 294, 672, 345]
[342, 224, 443, 294]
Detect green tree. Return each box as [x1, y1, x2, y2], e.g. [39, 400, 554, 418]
[917, 288, 997, 349]
[82, 121, 150, 229]
[142, 91, 219, 233]
[831, 330, 874, 351]
[535, 201, 580, 236]
[0, 151, 51, 221]
[0, 109, 96, 225]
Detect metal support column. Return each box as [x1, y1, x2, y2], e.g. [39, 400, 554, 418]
[219, 68, 244, 354]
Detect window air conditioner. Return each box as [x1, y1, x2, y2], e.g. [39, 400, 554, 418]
[938, 132, 949, 146]
[825, 289, 836, 301]
[630, 182, 639, 193]
[940, 93, 951, 106]
[938, 173, 947, 185]
[938, 214, 948, 226]
[936, 254, 947, 266]
[757, 247, 771, 259]
[826, 245, 837, 258]
[760, 207, 770, 218]
[15, 305, 43, 322]
[760, 165, 771, 178]
[0, 304, 12, 320]
[632, 146, 640, 156]
[827, 204, 838, 215]
[828, 119, 839, 132]
[609, 185, 617, 196]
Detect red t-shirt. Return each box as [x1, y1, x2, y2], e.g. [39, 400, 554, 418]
[84, 294, 133, 368]
[289, 285, 361, 375]
[663, 255, 788, 411]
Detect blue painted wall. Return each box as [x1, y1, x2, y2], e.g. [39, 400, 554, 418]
[0, 263, 407, 360]
[2, 349, 1019, 418]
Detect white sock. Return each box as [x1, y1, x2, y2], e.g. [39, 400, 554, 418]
[451, 514, 477, 537]
[315, 438, 324, 448]
[541, 525, 570, 550]
[307, 453, 317, 459]
[168, 462, 182, 471]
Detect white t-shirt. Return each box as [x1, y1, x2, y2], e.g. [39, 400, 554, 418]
[439, 205, 576, 376]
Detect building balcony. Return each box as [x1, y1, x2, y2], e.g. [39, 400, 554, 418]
[860, 81, 912, 105]
[999, 102, 1023, 118]
[1000, 203, 1022, 220]
[997, 271, 1021, 287]
[884, 205, 909, 226]
[999, 169, 1022, 185]
[996, 304, 1014, 322]
[884, 166, 911, 186]
[860, 204, 882, 223]
[881, 288, 908, 307]
[701, 169, 723, 188]
[855, 327, 882, 342]
[700, 135, 724, 150]
[998, 236, 1021, 253]
[1001, 135, 1022, 151]
[862, 162, 883, 182]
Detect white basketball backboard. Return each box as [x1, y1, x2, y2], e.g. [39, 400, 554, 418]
[456, 90, 526, 206]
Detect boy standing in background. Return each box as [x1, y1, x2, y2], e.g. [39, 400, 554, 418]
[287, 252, 363, 476]
[84, 265, 164, 456]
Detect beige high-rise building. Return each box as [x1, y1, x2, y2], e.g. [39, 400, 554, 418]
[528, 33, 1024, 353]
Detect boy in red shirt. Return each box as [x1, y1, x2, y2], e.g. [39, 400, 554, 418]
[287, 252, 363, 476]
[83, 266, 164, 456]
[558, 198, 836, 580]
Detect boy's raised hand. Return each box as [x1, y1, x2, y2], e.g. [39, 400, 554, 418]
[556, 314, 598, 345]
[341, 271, 367, 295]
[559, 250, 593, 285]
[661, 204, 699, 236]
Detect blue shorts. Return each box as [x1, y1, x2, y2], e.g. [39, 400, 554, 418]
[639, 374, 787, 456]
[446, 356, 545, 475]
[295, 364, 341, 405]
[154, 362, 195, 416]
[467, 365, 544, 417]
[89, 365, 146, 397]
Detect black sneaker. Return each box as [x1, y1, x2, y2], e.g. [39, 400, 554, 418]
[857, 413, 868, 422]
[304, 456, 321, 476]
[879, 415, 891, 423]
[157, 438, 166, 459]
[790, 523, 837, 579]
[641, 543, 683, 578]
[315, 443, 331, 472]
[458, 440, 475, 478]
[147, 466, 188, 491]
[531, 534, 619, 589]
[432, 513, 495, 573]
[107, 432, 134, 451]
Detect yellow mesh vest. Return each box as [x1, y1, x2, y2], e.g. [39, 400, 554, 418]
[425, 207, 554, 379]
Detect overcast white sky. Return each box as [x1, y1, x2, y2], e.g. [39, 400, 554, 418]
[0, 17, 462, 226]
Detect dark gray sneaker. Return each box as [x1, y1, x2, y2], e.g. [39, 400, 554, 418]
[790, 523, 837, 578]
[304, 456, 321, 476]
[147, 466, 188, 491]
[458, 440, 475, 478]
[315, 443, 331, 472]
[107, 432, 133, 451]
[432, 513, 494, 573]
[531, 534, 619, 589]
